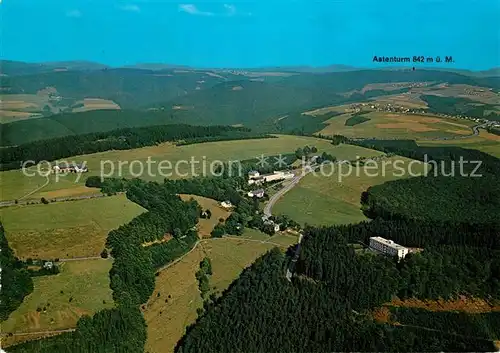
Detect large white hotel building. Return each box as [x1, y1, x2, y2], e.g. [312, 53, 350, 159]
[369, 236, 409, 260]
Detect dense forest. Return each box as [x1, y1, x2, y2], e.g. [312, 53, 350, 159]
[0, 224, 34, 321]
[8, 306, 147, 353]
[349, 141, 500, 223]
[344, 113, 371, 126]
[176, 248, 498, 353]
[298, 226, 500, 301]
[421, 95, 500, 121]
[0, 124, 270, 170]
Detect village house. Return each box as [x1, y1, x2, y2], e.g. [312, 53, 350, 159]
[248, 170, 260, 179]
[53, 163, 88, 173]
[247, 189, 265, 198]
[264, 219, 281, 232]
[248, 171, 294, 185]
[220, 201, 233, 209]
[43, 261, 54, 270]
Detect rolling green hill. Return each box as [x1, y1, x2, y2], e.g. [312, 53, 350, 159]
[0, 69, 232, 108]
[2, 69, 499, 146]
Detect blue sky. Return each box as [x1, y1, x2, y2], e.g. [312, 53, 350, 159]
[1, 0, 499, 69]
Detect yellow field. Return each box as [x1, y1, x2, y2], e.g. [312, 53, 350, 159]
[0, 135, 380, 201]
[273, 156, 428, 226]
[72, 98, 121, 112]
[416, 84, 500, 105]
[0, 194, 145, 259]
[418, 130, 500, 158]
[144, 229, 297, 353]
[372, 93, 429, 109]
[38, 186, 101, 199]
[317, 111, 474, 139]
[179, 194, 231, 238]
[2, 259, 113, 345]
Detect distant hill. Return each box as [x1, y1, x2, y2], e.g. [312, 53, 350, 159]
[2, 68, 498, 146]
[0, 60, 109, 76]
[0, 69, 233, 108]
[243, 64, 360, 73]
[121, 63, 193, 71]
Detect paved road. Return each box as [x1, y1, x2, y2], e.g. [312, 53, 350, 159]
[263, 164, 316, 218]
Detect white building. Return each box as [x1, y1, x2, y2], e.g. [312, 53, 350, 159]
[248, 170, 260, 179]
[220, 201, 233, 209]
[369, 236, 409, 260]
[53, 163, 88, 173]
[247, 189, 265, 198]
[248, 170, 294, 185]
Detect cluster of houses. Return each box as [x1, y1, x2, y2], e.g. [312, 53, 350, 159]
[52, 163, 88, 173]
[247, 170, 294, 185]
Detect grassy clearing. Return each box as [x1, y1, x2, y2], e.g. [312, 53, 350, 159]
[273, 156, 427, 226]
[71, 98, 121, 113]
[143, 229, 297, 353]
[0, 195, 145, 259]
[179, 194, 231, 238]
[2, 259, 113, 340]
[317, 111, 474, 140]
[0, 94, 51, 123]
[418, 131, 500, 158]
[0, 135, 379, 201]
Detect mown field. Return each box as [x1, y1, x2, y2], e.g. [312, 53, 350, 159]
[179, 194, 231, 238]
[70, 98, 121, 113]
[2, 259, 113, 347]
[418, 130, 500, 158]
[317, 111, 475, 140]
[0, 135, 380, 201]
[143, 228, 298, 353]
[273, 156, 428, 226]
[0, 194, 145, 259]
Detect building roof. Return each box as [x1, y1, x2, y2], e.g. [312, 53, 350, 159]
[55, 163, 87, 168]
[370, 236, 407, 250]
[253, 189, 265, 194]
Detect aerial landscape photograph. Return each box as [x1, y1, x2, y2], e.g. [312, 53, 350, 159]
[0, 0, 499, 352]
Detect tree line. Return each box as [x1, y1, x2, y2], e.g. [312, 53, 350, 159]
[0, 224, 34, 322]
[0, 124, 270, 171]
[176, 248, 497, 353]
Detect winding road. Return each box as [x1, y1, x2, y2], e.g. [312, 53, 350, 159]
[263, 163, 316, 218]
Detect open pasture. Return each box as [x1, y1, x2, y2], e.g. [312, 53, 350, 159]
[418, 130, 500, 158]
[143, 229, 297, 353]
[273, 156, 428, 226]
[317, 111, 474, 140]
[0, 194, 145, 259]
[71, 98, 121, 112]
[179, 194, 231, 238]
[1, 259, 113, 347]
[0, 135, 380, 201]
